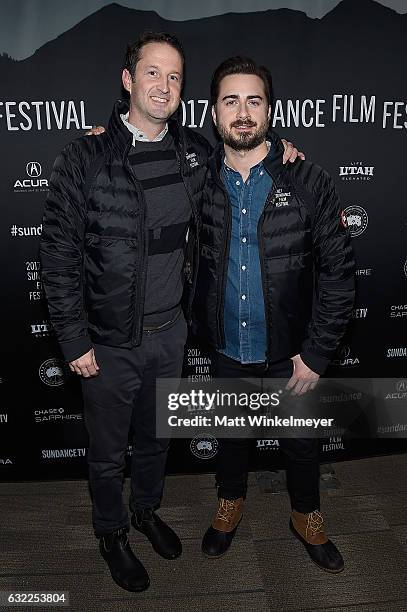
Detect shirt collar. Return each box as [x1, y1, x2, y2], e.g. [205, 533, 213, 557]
[120, 111, 168, 145]
[223, 140, 271, 173]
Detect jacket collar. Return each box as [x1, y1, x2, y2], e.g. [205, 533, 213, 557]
[107, 99, 186, 157]
[209, 130, 285, 183]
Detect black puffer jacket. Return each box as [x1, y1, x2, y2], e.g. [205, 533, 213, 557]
[192, 134, 355, 375]
[40, 100, 211, 361]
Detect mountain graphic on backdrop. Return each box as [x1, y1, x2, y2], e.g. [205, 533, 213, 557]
[0, 0, 405, 96]
[0, 0, 406, 150]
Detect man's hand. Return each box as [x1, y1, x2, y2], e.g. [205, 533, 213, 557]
[85, 126, 105, 136]
[69, 348, 99, 378]
[281, 139, 305, 164]
[286, 354, 319, 396]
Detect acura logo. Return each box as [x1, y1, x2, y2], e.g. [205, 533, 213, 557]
[338, 345, 350, 359]
[26, 161, 42, 178]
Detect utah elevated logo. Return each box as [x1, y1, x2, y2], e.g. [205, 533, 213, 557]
[339, 162, 374, 181]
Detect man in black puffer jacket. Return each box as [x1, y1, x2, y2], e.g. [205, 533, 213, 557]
[40, 32, 212, 593]
[193, 57, 355, 572]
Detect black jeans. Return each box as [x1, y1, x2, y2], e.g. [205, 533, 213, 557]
[212, 352, 320, 513]
[81, 314, 187, 536]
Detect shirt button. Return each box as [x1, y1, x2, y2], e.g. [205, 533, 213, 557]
[242, 237, 247, 243]
[241, 265, 246, 271]
[260, 170, 264, 176]
[242, 208, 247, 214]
[242, 322, 247, 327]
[236, 180, 240, 186]
[241, 294, 246, 300]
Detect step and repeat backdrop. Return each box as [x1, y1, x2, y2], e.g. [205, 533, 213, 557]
[1, 0, 406, 480]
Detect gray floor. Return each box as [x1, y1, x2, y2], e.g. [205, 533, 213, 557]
[2, 454, 407, 611]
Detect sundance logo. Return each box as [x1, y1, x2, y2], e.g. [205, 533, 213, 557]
[274, 188, 292, 207]
[13, 161, 49, 193]
[10, 224, 42, 237]
[386, 347, 407, 358]
[0, 414, 8, 424]
[41, 448, 86, 460]
[186, 151, 199, 168]
[322, 436, 345, 452]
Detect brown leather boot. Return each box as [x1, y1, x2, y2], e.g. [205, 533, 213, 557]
[202, 498, 244, 557]
[290, 509, 344, 573]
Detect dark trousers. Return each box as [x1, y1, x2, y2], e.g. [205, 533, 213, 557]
[212, 352, 320, 513]
[81, 314, 187, 536]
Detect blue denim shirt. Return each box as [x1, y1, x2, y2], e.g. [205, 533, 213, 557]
[219, 157, 273, 364]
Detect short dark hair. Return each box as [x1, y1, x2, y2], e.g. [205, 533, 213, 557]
[210, 56, 273, 107]
[123, 31, 185, 80]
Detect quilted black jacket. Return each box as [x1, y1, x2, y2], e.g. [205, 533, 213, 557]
[192, 133, 355, 374]
[40, 100, 211, 361]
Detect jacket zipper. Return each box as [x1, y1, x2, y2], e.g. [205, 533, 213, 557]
[176, 150, 200, 324]
[257, 180, 278, 368]
[124, 143, 149, 346]
[215, 177, 232, 348]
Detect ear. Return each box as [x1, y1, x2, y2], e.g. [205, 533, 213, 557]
[122, 69, 132, 94]
[211, 105, 217, 126]
[267, 105, 272, 120]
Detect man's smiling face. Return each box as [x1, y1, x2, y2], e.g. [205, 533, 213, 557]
[122, 41, 183, 130]
[212, 73, 271, 151]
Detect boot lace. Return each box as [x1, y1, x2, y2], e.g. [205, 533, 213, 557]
[216, 499, 237, 524]
[306, 510, 324, 536]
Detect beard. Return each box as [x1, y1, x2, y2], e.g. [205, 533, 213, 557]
[217, 118, 269, 151]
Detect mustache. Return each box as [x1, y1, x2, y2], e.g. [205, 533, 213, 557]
[231, 120, 257, 128]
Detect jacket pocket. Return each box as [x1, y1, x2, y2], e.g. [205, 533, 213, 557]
[83, 235, 140, 335]
[266, 251, 312, 274]
[85, 233, 138, 247]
